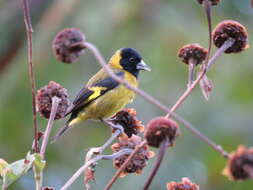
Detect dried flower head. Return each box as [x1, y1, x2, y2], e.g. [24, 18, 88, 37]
[111, 108, 144, 138]
[223, 145, 253, 181]
[42, 187, 54, 190]
[144, 117, 180, 148]
[53, 28, 86, 63]
[167, 177, 200, 190]
[36, 81, 70, 120]
[178, 44, 208, 65]
[111, 135, 154, 177]
[213, 20, 248, 53]
[197, 0, 221, 6]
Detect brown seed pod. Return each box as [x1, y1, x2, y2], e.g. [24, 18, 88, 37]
[36, 81, 70, 120]
[197, 0, 222, 6]
[42, 187, 54, 190]
[53, 28, 86, 63]
[177, 44, 208, 65]
[167, 177, 200, 190]
[111, 135, 154, 177]
[213, 20, 249, 53]
[144, 117, 180, 148]
[111, 108, 144, 138]
[223, 145, 253, 181]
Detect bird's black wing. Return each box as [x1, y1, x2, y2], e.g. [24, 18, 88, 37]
[65, 72, 124, 116]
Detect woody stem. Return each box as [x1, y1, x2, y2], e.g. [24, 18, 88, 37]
[60, 149, 132, 190]
[142, 138, 169, 190]
[22, 0, 39, 153]
[165, 38, 235, 118]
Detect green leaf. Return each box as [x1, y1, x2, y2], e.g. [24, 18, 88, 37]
[33, 153, 46, 174]
[0, 152, 46, 189]
[0, 159, 9, 177]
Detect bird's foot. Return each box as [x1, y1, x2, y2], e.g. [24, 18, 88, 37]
[101, 119, 125, 134]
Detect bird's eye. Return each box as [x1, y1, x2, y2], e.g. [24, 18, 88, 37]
[129, 57, 135, 63]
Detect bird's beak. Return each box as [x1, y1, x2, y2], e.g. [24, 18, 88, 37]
[136, 60, 151, 71]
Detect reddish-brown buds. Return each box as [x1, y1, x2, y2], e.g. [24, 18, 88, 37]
[111, 108, 144, 138]
[167, 177, 200, 190]
[111, 135, 154, 177]
[36, 81, 70, 120]
[42, 187, 54, 190]
[223, 145, 253, 181]
[197, 0, 222, 6]
[53, 28, 86, 63]
[178, 44, 208, 65]
[144, 117, 180, 148]
[213, 20, 249, 53]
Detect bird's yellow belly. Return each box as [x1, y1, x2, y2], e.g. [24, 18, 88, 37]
[80, 85, 135, 120]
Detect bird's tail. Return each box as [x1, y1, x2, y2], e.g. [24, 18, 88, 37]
[51, 122, 70, 143]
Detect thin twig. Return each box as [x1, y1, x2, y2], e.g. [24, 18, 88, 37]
[40, 96, 61, 159]
[203, 0, 212, 63]
[187, 60, 196, 88]
[165, 38, 235, 118]
[85, 120, 123, 163]
[60, 149, 132, 190]
[84, 42, 229, 158]
[103, 140, 147, 190]
[86, 130, 121, 163]
[22, 0, 38, 153]
[142, 138, 169, 190]
[33, 166, 43, 190]
[84, 121, 123, 189]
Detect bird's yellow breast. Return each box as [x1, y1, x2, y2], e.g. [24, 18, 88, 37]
[79, 71, 138, 121]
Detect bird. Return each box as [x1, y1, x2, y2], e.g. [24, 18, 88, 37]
[53, 47, 150, 142]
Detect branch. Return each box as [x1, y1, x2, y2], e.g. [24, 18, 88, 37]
[165, 38, 235, 118]
[203, 0, 212, 63]
[22, 0, 38, 153]
[103, 140, 147, 190]
[142, 138, 169, 190]
[40, 96, 61, 159]
[85, 129, 121, 163]
[60, 149, 133, 190]
[84, 42, 229, 158]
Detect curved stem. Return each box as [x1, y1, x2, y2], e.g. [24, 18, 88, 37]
[104, 141, 147, 190]
[85, 129, 121, 163]
[165, 38, 235, 118]
[22, 0, 38, 153]
[142, 139, 169, 190]
[40, 96, 61, 159]
[203, 0, 212, 63]
[60, 149, 132, 190]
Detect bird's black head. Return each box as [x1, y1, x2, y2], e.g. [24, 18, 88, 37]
[109, 48, 151, 78]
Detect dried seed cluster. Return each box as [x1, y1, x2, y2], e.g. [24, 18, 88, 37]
[111, 108, 144, 138]
[167, 177, 199, 190]
[178, 44, 208, 65]
[144, 117, 180, 148]
[36, 81, 70, 120]
[197, 0, 222, 6]
[111, 135, 154, 177]
[53, 28, 86, 63]
[213, 20, 248, 53]
[223, 145, 253, 181]
[42, 187, 54, 190]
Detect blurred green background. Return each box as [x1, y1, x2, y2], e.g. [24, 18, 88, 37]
[0, 0, 253, 189]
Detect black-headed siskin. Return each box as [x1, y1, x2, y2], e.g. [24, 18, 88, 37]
[53, 48, 150, 141]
